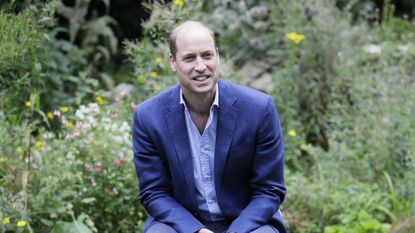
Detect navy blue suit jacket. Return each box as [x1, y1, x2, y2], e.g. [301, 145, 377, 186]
[132, 80, 287, 233]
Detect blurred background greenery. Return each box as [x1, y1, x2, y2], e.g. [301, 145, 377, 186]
[0, 0, 414, 232]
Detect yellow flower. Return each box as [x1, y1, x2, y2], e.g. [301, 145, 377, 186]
[288, 129, 297, 137]
[286, 32, 305, 44]
[155, 57, 162, 64]
[60, 106, 69, 113]
[16, 146, 24, 154]
[96, 96, 104, 105]
[65, 122, 74, 128]
[173, 0, 184, 7]
[16, 220, 26, 227]
[47, 112, 54, 119]
[36, 141, 43, 150]
[2, 217, 10, 225]
[137, 76, 146, 84]
[154, 85, 162, 92]
[25, 101, 32, 107]
[149, 71, 158, 78]
[0, 156, 7, 163]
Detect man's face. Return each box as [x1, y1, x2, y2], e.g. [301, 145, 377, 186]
[170, 25, 220, 98]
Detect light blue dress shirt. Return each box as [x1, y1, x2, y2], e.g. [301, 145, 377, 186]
[180, 85, 224, 221]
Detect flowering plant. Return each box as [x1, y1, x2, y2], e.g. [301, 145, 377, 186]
[1, 96, 145, 232]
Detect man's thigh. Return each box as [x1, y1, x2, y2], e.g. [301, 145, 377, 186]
[145, 222, 177, 233]
[251, 224, 279, 233]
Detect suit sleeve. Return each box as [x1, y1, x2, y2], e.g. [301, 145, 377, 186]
[227, 96, 286, 233]
[132, 107, 204, 233]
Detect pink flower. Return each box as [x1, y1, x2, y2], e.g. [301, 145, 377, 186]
[11, 165, 17, 182]
[94, 166, 101, 174]
[114, 159, 126, 167]
[53, 110, 61, 118]
[130, 103, 137, 111]
[104, 187, 110, 193]
[85, 165, 92, 172]
[65, 130, 80, 141]
[61, 116, 67, 125]
[120, 91, 128, 98]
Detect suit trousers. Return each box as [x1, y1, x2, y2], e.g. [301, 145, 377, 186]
[145, 221, 279, 233]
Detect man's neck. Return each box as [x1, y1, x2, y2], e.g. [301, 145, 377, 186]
[182, 90, 215, 115]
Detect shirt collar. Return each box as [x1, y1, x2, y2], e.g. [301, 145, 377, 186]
[180, 84, 219, 108]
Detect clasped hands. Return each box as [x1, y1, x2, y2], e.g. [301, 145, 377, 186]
[198, 228, 214, 233]
[198, 228, 235, 233]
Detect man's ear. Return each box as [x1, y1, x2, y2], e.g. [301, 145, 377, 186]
[169, 54, 176, 72]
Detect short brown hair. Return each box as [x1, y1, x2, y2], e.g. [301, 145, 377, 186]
[169, 20, 216, 58]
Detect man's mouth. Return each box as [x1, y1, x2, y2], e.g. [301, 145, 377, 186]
[193, 75, 210, 81]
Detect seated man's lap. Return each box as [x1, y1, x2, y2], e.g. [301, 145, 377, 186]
[145, 222, 279, 233]
[251, 224, 280, 233]
[145, 222, 177, 233]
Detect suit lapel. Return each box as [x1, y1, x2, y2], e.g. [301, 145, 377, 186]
[165, 86, 197, 198]
[214, 81, 239, 191]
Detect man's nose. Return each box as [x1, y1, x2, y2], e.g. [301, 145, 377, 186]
[194, 57, 206, 72]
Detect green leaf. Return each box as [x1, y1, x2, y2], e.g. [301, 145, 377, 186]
[51, 217, 93, 233]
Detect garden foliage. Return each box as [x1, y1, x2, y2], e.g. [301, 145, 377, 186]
[1, 0, 415, 232]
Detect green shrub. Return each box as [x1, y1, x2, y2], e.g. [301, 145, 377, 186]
[0, 3, 99, 126]
[324, 210, 390, 233]
[0, 6, 46, 121]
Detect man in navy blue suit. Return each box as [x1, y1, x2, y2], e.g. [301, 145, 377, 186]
[132, 21, 287, 233]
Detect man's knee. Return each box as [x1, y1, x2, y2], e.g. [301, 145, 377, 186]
[251, 225, 280, 233]
[145, 222, 177, 233]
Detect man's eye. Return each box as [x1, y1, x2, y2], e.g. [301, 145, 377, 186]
[183, 57, 193, 61]
[203, 54, 213, 59]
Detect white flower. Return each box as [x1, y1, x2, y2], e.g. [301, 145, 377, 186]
[114, 136, 123, 143]
[88, 103, 99, 113]
[75, 106, 86, 119]
[66, 151, 74, 160]
[76, 121, 83, 129]
[87, 116, 97, 128]
[103, 124, 111, 131]
[398, 44, 410, 53]
[112, 188, 119, 195]
[102, 117, 111, 124]
[120, 121, 130, 132]
[42, 132, 55, 140]
[123, 134, 130, 144]
[111, 124, 118, 132]
[362, 44, 382, 55]
[61, 116, 68, 125]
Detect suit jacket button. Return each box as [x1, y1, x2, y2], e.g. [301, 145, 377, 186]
[194, 212, 199, 216]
